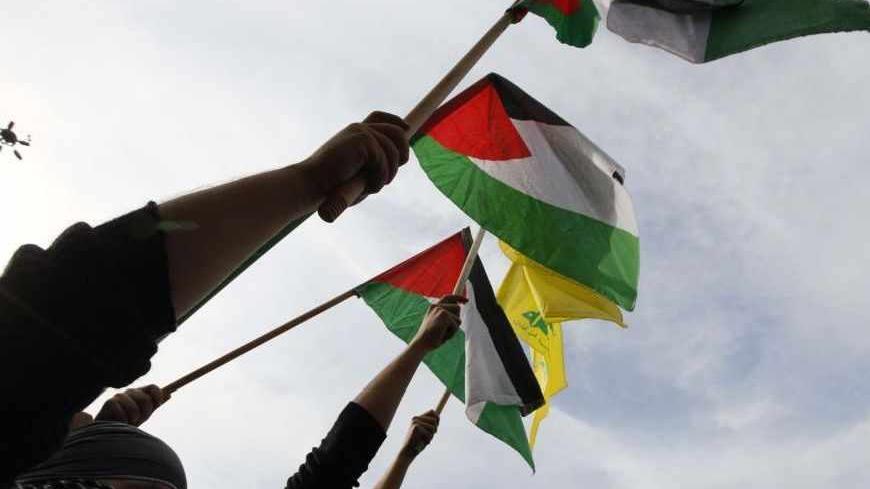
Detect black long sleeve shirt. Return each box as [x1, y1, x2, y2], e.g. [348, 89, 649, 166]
[1, 204, 387, 489]
[0, 203, 176, 484]
[286, 402, 387, 489]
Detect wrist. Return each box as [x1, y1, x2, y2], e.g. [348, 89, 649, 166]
[408, 338, 433, 356]
[284, 160, 327, 206]
[397, 449, 418, 463]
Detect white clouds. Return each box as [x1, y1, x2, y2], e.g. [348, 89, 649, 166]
[3, 1, 870, 488]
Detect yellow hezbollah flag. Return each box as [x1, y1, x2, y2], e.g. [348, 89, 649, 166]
[497, 242, 625, 446]
[499, 242, 625, 331]
[529, 324, 566, 447]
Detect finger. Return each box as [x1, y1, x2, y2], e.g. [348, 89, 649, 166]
[427, 304, 460, 323]
[416, 426, 436, 443]
[69, 412, 94, 430]
[365, 125, 400, 185]
[442, 322, 460, 343]
[439, 294, 469, 306]
[414, 418, 438, 433]
[364, 111, 409, 130]
[127, 389, 156, 422]
[142, 385, 167, 407]
[437, 303, 461, 318]
[429, 304, 460, 320]
[355, 125, 389, 194]
[419, 411, 440, 426]
[115, 393, 143, 425]
[96, 398, 126, 422]
[368, 122, 409, 167]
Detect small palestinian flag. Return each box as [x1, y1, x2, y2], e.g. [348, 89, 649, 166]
[355, 229, 544, 468]
[514, 0, 601, 48]
[413, 73, 639, 311]
[606, 0, 870, 63]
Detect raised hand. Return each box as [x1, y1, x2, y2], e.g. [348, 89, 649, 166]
[411, 294, 466, 352]
[300, 111, 410, 202]
[95, 385, 168, 427]
[400, 410, 440, 459]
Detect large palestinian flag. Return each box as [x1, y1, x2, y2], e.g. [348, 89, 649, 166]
[355, 229, 544, 468]
[606, 0, 870, 63]
[413, 73, 639, 311]
[516, 0, 870, 63]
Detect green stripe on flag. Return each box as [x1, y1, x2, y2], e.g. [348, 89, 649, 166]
[523, 1, 600, 47]
[477, 403, 535, 470]
[415, 135, 639, 311]
[358, 282, 466, 399]
[358, 281, 537, 469]
[706, 0, 870, 61]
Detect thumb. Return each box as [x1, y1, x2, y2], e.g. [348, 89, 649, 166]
[70, 412, 94, 430]
[363, 111, 409, 130]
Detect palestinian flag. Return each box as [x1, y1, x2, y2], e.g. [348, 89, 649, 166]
[515, 0, 870, 63]
[355, 229, 544, 468]
[607, 0, 870, 63]
[514, 0, 602, 47]
[413, 73, 640, 311]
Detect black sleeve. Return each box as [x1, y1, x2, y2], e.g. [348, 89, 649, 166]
[285, 402, 387, 489]
[0, 203, 177, 484]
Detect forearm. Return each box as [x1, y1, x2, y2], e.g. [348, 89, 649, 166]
[372, 455, 415, 489]
[285, 402, 386, 489]
[159, 162, 322, 317]
[353, 340, 429, 431]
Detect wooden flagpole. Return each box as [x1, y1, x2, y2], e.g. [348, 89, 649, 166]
[317, 6, 522, 222]
[163, 227, 487, 396]
[164, 3, 522, 393]
[164, 227, 487, 396]
[179, 5, 522, 327]
[435, 227, 487, 414]
[163, 288, 356, 395]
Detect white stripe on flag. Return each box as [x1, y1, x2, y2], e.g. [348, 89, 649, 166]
[462, 284, 524, 423]
[607, 2, 712, 63]
[469, 119, 639, 236]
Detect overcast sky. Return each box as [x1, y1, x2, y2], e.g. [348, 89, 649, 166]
[3, 1, 870, 488]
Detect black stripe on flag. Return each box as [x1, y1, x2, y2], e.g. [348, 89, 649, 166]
[467, 254, 545, 416]
[487, 73, 570, 127]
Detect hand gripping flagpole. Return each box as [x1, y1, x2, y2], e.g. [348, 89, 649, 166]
[163, 228, 487, 396]
[179, 4, 525, 327]
[164, 227, 488, 397]
[435, 227, 487, 414]
[165, 4, 523, 393]
[317, 4, 525, 222]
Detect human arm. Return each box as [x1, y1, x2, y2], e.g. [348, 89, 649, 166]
[160, 111, 409, 318]
[352, 295, 463, 431]
[0, 111, 407, 483]
[285, 296, 464, 489]
[372, 411, 440, 489]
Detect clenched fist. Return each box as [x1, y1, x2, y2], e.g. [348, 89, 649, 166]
[300, 111, 409, 203]
[95, 385, 168, 427]
[411, 295, 466, 352]
[400, 410, 440, 459]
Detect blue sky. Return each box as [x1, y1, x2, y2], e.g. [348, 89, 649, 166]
[2, 1, 870, 488]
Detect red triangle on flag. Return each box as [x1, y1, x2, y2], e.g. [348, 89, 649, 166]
[420, 79, 531, 162]
[365, 229, 470, 298]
